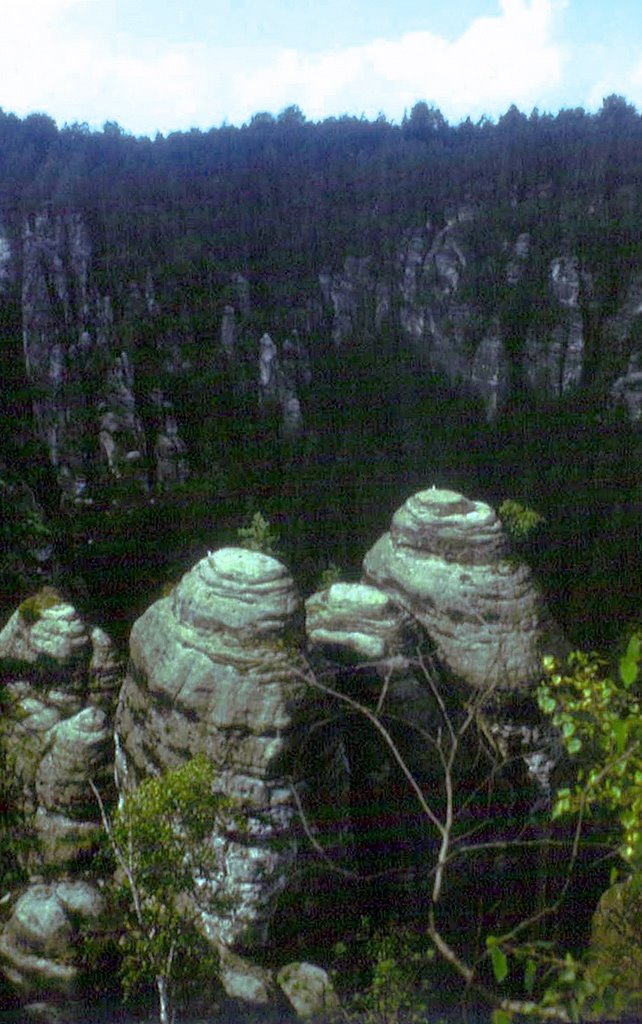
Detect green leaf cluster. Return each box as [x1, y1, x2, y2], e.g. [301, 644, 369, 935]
[498, 499, 545, 542]
[17, 585, 64, 625]
[538, 639, 642, 865]
[109, 754, 237, 1006]
[236, 511, 280, 556]
[318, 562, 344, 590]
[342, 918, 434, 1024]
[486, 939, 620, 1024]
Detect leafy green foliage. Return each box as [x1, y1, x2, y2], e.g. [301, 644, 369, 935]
[236, 511, 280, 556]
[486, 935, 509, 984]
[0, 730, 30, 892]
[340, 918, 435, 1024]
[473, 638, 642, 1021]
[0, 469, 53, 612]
[317, 562, 344, 590]
[539, 639, 642, 864]
[530, 639, 642, 1016]
[498, 499, 545, 542]
[103, 754, 238, 1020]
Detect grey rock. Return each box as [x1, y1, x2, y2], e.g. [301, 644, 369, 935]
[259, 333, 306, 438]
[306, 582, 410, 661]
[221, 304, 236, 359]
[471, 325, 511, 420]
[550, 256, 580, 307]
[325, 256, 374, 347]
[612, 370, 642, 422]
[0, 600, 89, 668]
[96, 351, 148, 487]
[506, 232, 531, 285]
[276, 961, 340, 1020]
[88, 626, 123, 711]
[0, 223, 14, 292]
[116, 547, 312, 947]
[231, 271, 251, 316]
[363, 488, 565, 692]
[154, 413, 188, 488]
[217, 946, 274, 1004]
[0, 881, 104, 996]
[34, 708, 113, 865]
[0, 596, 120, 864]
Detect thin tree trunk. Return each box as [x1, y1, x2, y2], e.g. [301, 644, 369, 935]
[157, 974, 171, 1024]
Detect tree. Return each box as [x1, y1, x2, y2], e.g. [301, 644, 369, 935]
[92, 754, 237, 1024]
[288, 634, 642, 1023]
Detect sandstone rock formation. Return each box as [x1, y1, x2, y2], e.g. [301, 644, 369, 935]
[0, 489, 571, 1014]
[20, 208, 188, 501]
[306, 581, 412, 661]
[115, 547, 313, 947]
[258, 332, 308, 439]
[276, 961, 340, 1020]
[0, 590, 120, 999]
[0, 881, 105, 999]
[363, 488, 566, 692]
[0, 595, 119, 833]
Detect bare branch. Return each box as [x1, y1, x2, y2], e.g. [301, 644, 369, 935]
[292, 660, 446, 837]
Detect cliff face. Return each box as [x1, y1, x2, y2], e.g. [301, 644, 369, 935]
[7, 198, 642, 512]
[0, 488, 565, 1009]
[19, 210, 187, 501]
[2, 179, 641, 539]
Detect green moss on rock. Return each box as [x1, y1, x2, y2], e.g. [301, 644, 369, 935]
[18, 586, 64, 625]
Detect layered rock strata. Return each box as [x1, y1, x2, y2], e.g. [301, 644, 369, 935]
[0, 881, 105, 998]
[363, 488, 565, 692]
[306, 581, 412, 661]
[115, 547, 313, 947]
[21, 208, 188, 500]
[0, 592, 120, 998]
[0, 594, 119, 843]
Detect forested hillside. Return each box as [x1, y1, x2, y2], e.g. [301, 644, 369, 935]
[2, 94, 642, 649]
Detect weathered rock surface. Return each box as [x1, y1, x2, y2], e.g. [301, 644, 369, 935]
[115, 547, 312, 947]
[0, 220, 13, 293]
[20, 208, 188, 500]
[471, 324, 511, 421]
[0, 594, 120, 1006]
[306, 581, 411, 661]
[0, 592, 119, 858]
[0, 881, 104, 996]
[588, 877, 642, 1014]
[523, 256, 585, 397]
[217, 946, 275, 1005]
[612, 352, 642, 422]
[34, 707, 113, 865]
[276, 961, 340, 1020]
[0, 491, 571, 1012]
[363, 488, 565, 692]
[258, 332, 309, 439]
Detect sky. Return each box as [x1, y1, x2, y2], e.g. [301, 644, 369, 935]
[1, 0, 641, 137]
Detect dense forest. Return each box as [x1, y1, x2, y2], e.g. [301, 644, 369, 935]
[1, 94, 642, 649]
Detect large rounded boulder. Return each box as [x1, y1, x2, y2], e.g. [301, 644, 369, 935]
[115, 547, 313, 947]
[363, 488, 565, 692]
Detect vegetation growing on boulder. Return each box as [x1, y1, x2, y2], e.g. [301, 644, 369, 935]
[17, 585, 64, 625]
[236, 511, 280, 556]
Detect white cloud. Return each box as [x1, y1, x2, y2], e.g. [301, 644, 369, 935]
[0, 0, 568, 133]
[222, 0, 567, 124]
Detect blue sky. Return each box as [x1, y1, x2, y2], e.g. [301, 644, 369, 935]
[1, 0, 641, 136]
